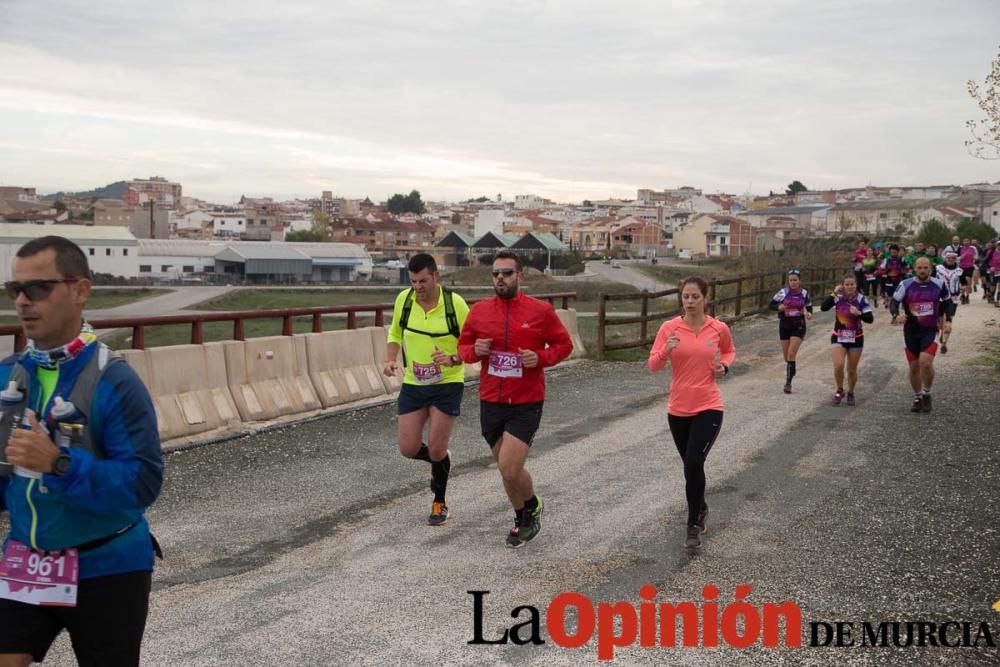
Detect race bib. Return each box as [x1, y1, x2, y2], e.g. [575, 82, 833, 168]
[0, 540, 78, 607]
[912, 302, 934, 317]
[836, 329, 857, 343]
[784, 308, 801, 318]
[411, 361, 442, 385]
[488, 351, 523, 378]
[864, 273, 875, 281]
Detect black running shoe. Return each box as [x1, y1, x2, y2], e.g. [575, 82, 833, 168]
[921, 393, 932, 413]
[940, 343, 948, 354]
[696, 508, 708, 534]
[685, 525, 702, 548]
[519, 511, 541, 544]
[783, 382, 792, 394]
[911, 396, 923, 413]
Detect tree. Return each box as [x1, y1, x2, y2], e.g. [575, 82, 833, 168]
[285, 229, 327, 243]
[954, 219, 998, 241]
[916, 219, 951, 248]
[310, 210, 331, 238]
[450, 212, 461, 225]
[387, 190, 426, 214]
[466, 196, 490, 203]
[966, 44, 1000, 160]
[53, 200, 67, 213]
[786, 180, 808, 195]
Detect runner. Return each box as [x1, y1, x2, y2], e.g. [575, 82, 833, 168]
[768, 269, 813, 394]
[924, 244, 942, 266]
[935, 253, 963, 353]
[384, 253, 470, 526]
[978, 240, 995, 303]
[879, 244, 908, 309]
[820, 275, 874, 406]
[0, 236, 163, 665]
[943, 235, 962, 258]
[861, 248, 879, 300]
[957, 238, 978, 304]
[852, 238, 869, 289]
[649, 276, 735, 549]
[988, 240, 1000, 306]
[890, 256, 954, 413]
[457, 249, 573, 548]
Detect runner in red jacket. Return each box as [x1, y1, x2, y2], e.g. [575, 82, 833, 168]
[458, 249, 573, 548]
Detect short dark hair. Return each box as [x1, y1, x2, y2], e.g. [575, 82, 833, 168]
[407, 253, 437, 274]
[492, 249, 522, 270]
[678, 276, 708, 297]
[16, 235, 90, 278]
[889, 244, 900, 252]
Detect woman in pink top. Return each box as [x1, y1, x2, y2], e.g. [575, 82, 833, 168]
[648, 276, 736, 549]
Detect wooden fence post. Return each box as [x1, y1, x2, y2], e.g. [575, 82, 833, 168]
[640, 290, 649, 344]
[597, 293, 607, 360]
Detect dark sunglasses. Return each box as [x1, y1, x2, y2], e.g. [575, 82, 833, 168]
[5, 278, 80, 301]
[491, 269, 516, 278]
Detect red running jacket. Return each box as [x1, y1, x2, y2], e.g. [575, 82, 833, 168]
[458, 291, 573, 404]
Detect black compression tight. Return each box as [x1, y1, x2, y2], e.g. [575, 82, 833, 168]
[668, 410, 724, 526]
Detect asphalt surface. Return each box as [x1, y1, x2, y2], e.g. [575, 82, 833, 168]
[24, 297, 1000, 665]
[585, 260, 672, 292]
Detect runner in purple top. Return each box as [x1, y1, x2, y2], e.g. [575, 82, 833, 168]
[878, 245, 908, 309]
[890, 257, 954, 413]
[768, 269, 813, 394]
[820, 275, 874, 406]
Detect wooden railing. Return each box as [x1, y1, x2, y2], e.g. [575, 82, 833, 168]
[0, 292, 577, 352]
[596, 269, 844, 358]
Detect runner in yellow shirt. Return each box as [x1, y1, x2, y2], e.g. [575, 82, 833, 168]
[384, 253, 469, 526]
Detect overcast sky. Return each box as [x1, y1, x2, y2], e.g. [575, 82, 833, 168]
[1, 0, 998, 204]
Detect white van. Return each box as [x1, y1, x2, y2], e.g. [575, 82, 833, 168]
[677, 249, 693, 260]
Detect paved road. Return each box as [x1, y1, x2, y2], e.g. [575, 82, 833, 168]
[585, 260, 673, 292]
[26, 299, 1000, 665]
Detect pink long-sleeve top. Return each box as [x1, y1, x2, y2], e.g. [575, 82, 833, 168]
[647, 315, 736, 416]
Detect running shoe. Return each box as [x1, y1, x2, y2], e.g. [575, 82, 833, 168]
[911, 396, 923, 413]
[921, 393, 932, 413]
[685, 525, 702, 548]
[519, 510, 541, 544]
[832, 390, 844, 405]
[505, 515, 523, 548]
[783, 382, 792, 394]
[696, 507, 708, 534]
[940, 343, 948, 354]
[846, 392, 856, 406]
[428, 502, 449, 526]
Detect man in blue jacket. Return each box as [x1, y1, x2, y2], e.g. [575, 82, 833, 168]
[0, 236, 163, 666]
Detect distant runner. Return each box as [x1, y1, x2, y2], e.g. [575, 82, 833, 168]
[820, 275, 874, 406]
[768, 269, 813, 394]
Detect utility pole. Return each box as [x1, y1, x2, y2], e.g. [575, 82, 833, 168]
[148, 199, 156, 239]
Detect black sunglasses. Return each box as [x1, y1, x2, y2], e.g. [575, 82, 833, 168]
[5, 278, 80, 301]
[491, 269, 516, 278]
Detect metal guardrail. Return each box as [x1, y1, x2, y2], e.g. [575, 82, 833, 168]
[0, 292, 578, 352]
[596, 269, 844, 358]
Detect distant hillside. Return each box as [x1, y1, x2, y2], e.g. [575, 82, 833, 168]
[44, 181, 127, 200]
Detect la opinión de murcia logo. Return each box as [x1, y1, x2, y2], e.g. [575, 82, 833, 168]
[468, 586, 997, 661]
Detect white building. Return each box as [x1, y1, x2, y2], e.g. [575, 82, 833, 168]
[0, 223, 139, 279]
[137, 239, 373, 283]
[474, 209, 505, 237]
[514, 194, 548, 209]
[211, 212, 246, 238]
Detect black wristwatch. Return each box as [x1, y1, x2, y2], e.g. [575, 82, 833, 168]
[721, 363, 730, 376]
[450, 354, 461, 366]
[50, 452, 71, 477]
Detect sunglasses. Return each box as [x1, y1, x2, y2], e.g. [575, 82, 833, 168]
[787, 269, 801, 276]
[5, 278, 80, 301]
[491, 269, 516, 278]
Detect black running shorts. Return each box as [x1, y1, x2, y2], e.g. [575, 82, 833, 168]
[0, 570, 152, 664]
[480, 400, 544, 448]
[397, 382, 464, 417]
[778, 318, 806, 340]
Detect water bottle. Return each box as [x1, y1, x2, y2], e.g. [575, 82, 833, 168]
[13, 407, 43, 481]
[51, 397, 79, 448]
[0, 381, 23, 476]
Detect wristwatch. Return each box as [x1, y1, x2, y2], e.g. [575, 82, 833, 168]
[450, 354, 461, 366]
[50, 452, 71, 477]
[721, 363, 730, 376]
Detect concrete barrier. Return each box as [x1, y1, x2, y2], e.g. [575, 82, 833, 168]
[303, 329, 387, 408]
[368, 326, 404, 394]
[555, 308, 587, 359]
[223, 336, 321, 422]
[122, 343, 242, 441]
